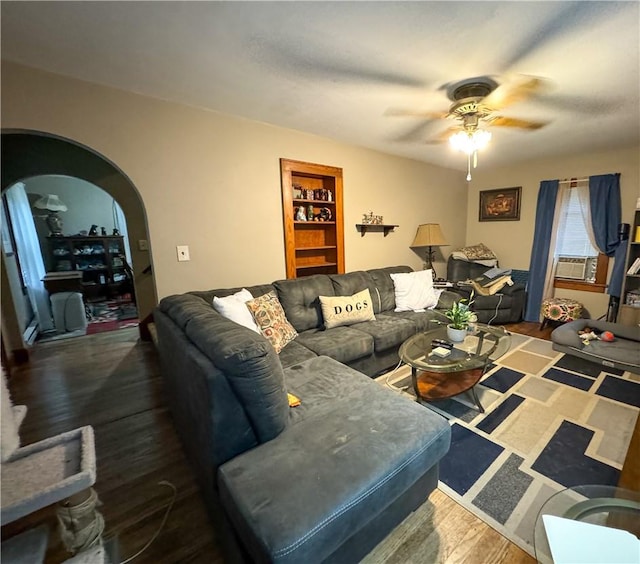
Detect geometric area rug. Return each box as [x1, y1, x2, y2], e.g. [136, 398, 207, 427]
[376, 333, 640, 557]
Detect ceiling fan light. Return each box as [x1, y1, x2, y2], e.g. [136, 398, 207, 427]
[449, 129, 492, 154]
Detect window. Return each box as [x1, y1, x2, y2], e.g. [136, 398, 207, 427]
[553, 179, 608, 293]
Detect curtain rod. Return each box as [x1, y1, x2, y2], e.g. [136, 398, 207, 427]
[558, 177, 589, 185]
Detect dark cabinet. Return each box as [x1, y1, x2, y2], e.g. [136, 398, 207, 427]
[46, 236, 129, 299]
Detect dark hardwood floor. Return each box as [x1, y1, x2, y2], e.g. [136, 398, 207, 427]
[2, 329, 221, 563]
[2, 323, 548, 563]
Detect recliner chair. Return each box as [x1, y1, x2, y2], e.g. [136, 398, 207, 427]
[446, 257, 527, 324]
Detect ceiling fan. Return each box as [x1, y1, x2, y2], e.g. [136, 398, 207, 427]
[389, 74, 551, 179]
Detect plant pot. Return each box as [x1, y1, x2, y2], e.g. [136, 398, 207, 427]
[447, 325, 468, 343]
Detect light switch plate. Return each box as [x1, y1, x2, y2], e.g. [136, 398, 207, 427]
[138, 239, 149, 251]
[176, 245, 190, 261]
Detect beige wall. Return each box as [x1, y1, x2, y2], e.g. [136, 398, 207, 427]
[1, 62, 467, 301]
[467, 146, 640, 318]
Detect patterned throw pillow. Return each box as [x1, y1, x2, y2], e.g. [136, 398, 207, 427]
[458, 243, 497, 261]
[246, 291, 298, 353]
[319, 289, 376, 329]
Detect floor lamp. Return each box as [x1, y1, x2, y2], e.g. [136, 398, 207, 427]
[411, 224, 449, 280]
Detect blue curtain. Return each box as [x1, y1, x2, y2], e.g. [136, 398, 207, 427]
[589, 173, 624, 297]
[524, 180, 559, 321]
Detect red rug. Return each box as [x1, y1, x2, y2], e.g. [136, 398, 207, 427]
[86, 297, 138, 335]
[86, 319, 139, 335]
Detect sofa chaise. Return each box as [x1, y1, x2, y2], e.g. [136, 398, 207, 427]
[154, 265, 453, 563]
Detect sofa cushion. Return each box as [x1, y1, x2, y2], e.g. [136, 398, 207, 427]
[246, 291, 298, 353]
[367, 265, 414, 313]
[184, 312, 289, 443]
[218, 356, 451, 564]
[319, 289, 376, 329]
[329, 271, 377, 299]
[278, 340, 318, 370]
[295, 327, 374, 364]
[390, 269, 440, 312]
[350, 313, 416, 352]
[273, 275, 335, 332]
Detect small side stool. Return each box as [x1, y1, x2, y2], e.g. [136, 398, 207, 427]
[540, 297, 583, 330]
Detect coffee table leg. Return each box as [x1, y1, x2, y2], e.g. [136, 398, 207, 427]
[470, 386, 485, 413]
[411, 367, 421, 400]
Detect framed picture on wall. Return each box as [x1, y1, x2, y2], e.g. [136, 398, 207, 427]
[479, 187, 522, 222]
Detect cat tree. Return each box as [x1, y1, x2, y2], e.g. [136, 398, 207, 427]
[1, 371, 109, 563]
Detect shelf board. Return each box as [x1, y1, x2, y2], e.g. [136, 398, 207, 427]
[355, 223, 399, 237]
[293, 199, 335, 204]
[294, 221, 336, 225]
[296, 262, 337, 270]
[295, 246, 337, 251]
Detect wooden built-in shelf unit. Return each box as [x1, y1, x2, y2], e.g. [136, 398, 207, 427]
[280, 159, 345, 279]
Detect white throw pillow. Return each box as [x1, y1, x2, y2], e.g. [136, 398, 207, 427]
[390, 270, 441, 312]
[212, 289, 260, 333]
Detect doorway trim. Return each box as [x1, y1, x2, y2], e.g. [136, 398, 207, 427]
[1, 129, 156, 360]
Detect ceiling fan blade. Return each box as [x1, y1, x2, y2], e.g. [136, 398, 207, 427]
[394, 120, 442, 143]
[252, 39, 427, 88]
[385, 108, 448, 119]
[535, 94, 623, 115]
[486, 116, 548, 130]
[425, 127, 458, 144]
[499, 3, 631, 72]
[481, 75, 550, 112]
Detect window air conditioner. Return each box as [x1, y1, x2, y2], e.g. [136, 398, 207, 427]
[556, 256, 596, 280]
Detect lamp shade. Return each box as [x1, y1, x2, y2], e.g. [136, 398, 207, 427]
[411, 224, 448, 247]
[33, 194, 67, 212]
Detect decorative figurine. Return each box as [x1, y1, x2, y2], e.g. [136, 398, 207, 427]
[296, 206, 307, 221]
[101, 227, 107, 236]
[88, 225, 98, 236]
[307, 204, 314, 221]
[112, 228, 120, 236]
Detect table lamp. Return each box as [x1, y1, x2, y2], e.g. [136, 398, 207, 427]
[33, 194, 68, 236]
[410, 223, 449, 279]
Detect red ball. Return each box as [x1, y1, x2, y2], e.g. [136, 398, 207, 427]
[601, 331, 615, 342]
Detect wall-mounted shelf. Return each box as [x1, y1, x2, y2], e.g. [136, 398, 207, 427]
[356, 224, 398, 237]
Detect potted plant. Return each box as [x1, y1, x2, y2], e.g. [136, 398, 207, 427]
[444, 294, 475, 342]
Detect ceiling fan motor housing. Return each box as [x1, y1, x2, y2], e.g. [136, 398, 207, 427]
[451, 81, 495, 101]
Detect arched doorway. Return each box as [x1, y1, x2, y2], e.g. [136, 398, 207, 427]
[1, 130, 156, 360]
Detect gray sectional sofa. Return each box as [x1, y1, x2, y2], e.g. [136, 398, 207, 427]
[154, 265, 454, 563]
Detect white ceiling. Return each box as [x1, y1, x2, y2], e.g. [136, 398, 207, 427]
[1, 1, 639, 173]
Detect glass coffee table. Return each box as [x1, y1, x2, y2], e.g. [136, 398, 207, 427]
[533, 485, 640, 564]
[398, 324, 511, 412]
